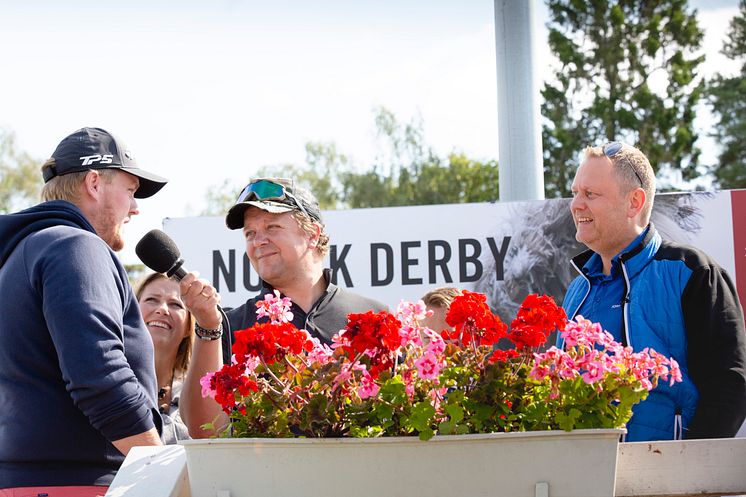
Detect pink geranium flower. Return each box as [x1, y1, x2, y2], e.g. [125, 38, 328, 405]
[357, 370, 380, 399]
[200, 372, 216, 398]
[255, 290, 294, 324]
[415, 352, 442, 380]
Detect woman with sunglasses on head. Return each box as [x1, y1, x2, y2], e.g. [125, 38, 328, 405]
[136, 273, 193, 443]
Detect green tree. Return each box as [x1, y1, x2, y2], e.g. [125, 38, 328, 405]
[295, 142, 349, 209]
[542, 0, 705, 197]
[198, 178, 242, 216]
[255, 142, 350, 210]
[707, 0, 746, 189]
[201, 107, 499, 213]
[0, 128, 42, 213]
[342, 153, 499, 208]
[341, 107, 436, 208]
[340, 107, 499, 208]
[198, 141, 351, 215]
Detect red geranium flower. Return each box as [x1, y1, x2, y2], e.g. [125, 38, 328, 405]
[508, 294, 566, 350]
[341, 311, 402, 355]
[339, 311, 402, 379]
[443, 290, 507, 347]
[211, 363, 259, 413]
[488, 348, 520, 363]
[233, 322, 312, 364]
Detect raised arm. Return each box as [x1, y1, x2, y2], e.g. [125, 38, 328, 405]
[178, 272, 230, 438]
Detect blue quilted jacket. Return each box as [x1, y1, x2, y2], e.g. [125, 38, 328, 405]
[560, 225, 746, 441]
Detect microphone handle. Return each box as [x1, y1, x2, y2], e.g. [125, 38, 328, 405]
[166, 259, 186, 280]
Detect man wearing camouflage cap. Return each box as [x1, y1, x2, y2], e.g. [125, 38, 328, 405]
[179, 178, 386, 438]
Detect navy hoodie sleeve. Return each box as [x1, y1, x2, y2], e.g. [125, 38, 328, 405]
[683, 264, 746, 439]
[32, 229, 157, 441]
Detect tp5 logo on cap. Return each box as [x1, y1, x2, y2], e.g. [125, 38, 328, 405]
[45, 127, 168, 199]
[80, 154, 114, 166]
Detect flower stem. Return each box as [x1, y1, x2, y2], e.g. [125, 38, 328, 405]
[261, 358, 289, 393]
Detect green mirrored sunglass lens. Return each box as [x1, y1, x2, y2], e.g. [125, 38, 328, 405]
[238, 180, 285, 202]
[248, 181, 284, 199]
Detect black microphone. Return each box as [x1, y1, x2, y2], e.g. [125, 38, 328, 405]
[135, 229, 187, 280]
[135, 228, 233, 364]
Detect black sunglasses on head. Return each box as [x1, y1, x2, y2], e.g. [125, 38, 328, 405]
[602, 141, 644, 187]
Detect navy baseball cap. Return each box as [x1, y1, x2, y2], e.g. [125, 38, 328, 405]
[44, 127, 168, 199]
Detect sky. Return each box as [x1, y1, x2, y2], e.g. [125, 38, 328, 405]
[0, 0, 740, 265]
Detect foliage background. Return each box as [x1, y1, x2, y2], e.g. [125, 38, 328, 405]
[0, 1, 742, 241]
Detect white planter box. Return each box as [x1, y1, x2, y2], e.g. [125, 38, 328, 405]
[181, 429, 623, 497]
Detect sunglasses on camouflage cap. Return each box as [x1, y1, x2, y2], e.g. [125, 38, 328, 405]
[602, 141, 644, 187]
[235, 178, 312, 219]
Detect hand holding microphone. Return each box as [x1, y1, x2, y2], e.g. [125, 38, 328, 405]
[136, 229, 223, 331]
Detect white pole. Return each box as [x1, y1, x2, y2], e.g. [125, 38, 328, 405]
[494, 0, 545, 201]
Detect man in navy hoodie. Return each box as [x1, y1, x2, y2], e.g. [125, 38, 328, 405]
[0, 128, 169, 495]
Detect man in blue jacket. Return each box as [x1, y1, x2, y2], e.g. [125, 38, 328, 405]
[561, 141, 746, 441]
[0, 128, 169, 494]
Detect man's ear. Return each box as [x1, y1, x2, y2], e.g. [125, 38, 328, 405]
[628, 187, 646, 219]
[81, 170, 103, 201]
[308, 222, 321, 248]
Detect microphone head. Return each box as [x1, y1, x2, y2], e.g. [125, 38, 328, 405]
[135, 229, 183, 274]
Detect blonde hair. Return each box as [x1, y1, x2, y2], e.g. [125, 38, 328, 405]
[422, 287, 463, 309]
[135, 272, 195, 374]
[291, 210, 330, 257]
[40, 158, 117, 203]
[584, 144, 656, 224]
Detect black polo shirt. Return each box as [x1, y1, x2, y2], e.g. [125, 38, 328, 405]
[221, 270, 387, 364]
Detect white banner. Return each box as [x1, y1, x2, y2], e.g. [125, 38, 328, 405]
[163, 191, 739, 321]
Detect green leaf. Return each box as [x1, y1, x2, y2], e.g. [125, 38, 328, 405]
[438, 420, 456, 435]
[556, 408, 583, 432]
[407, 402, 436, 433]
[444, 404, 464, 424]
[418, 428, 435, 441]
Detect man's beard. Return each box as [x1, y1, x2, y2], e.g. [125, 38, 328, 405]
[105, 231, 125, 252]
[96, 205, 125, 252]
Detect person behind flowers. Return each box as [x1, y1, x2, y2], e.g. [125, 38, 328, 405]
[136, 273, 194, 443]
[560, 141, 746, 441]
[179, 177, 387, 438]
[0, 128, 168, 494]
[420, 286, 462, 333]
